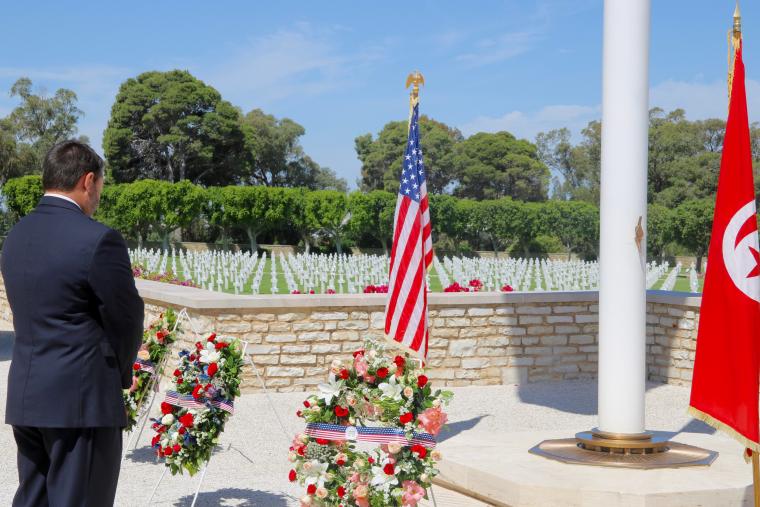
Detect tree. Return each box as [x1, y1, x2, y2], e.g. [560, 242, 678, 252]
[673, 198, 714, 273]
[3, 175, 43, 219]
[241, 109, 346, 191]
[647, 203, 674, 261]
[536, 123, 601, 203]
[221, 185, 288, 253]
[304, 190, 350, 253]
[103, 70, 248, 186]
[468, 199, 528, 253]
[452, 132, 549, 201]
[356, 116, 462, 194]
[347, 190, 396, 253]
[537, 200, 599, 258]
[108, 180, 161, 247]
[1, 78, 85, 176]
[152, 180, 206, 249]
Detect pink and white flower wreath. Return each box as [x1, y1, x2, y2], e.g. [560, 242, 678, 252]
[289, 339, 453, 507]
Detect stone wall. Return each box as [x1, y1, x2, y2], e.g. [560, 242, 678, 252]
[0, 275, 701, 393]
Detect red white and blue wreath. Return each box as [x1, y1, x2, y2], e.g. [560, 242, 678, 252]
[289, 339, 453, 507]
[151, 332, 244, 475]
[124, 308, 181, 432]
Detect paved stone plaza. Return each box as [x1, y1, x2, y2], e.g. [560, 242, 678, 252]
[0, 319, 748, 506]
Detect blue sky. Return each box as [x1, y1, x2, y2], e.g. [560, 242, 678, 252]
[0, 0, 757, 188]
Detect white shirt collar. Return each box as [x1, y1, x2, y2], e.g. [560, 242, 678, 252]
[43, 192, 82, 210]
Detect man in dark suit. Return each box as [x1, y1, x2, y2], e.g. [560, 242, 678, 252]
[1, 140, 144, 506]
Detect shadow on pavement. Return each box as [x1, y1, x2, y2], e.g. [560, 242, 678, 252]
[517, 380, 598, 415]
[174, 488, 291, 506]
[0, 331, 13, 361]
[437, 415, 488, 443]
[124, 445, 159, 464]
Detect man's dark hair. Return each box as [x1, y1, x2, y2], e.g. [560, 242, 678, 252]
[42, 140, 104, 191]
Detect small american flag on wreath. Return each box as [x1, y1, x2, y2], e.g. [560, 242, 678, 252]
[384, 92, 433, 360]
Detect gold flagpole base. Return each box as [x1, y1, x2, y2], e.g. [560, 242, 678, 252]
[530, 428, 718, 469]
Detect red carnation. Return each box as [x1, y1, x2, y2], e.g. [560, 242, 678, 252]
[179, 426, 186, 435]
[195, 341, 203, 350]
[303, 400, 311, 408]
[207, 333, 217, 342]
[151, 435, 161, 447]
[296, 410, 302, 417]
[164, 446, 173, 456]
[411, 444, 427, 459]
[289, 469, 297, 482]
[383, 463, 395, 475]
[132, 363, 140, 371]
[337, 486, 346, 498]
[192, 384, 203, 400]
[376, 367, 389, 379]
[417, 375, 428, 388]
[316, 438, 329, 445]
[352, 349, 365, 358]
[177, 378, 183, 384]
[172, 444, 181, 453]
[215, 341, 229, 350]
[334, 406, 349, 418]
[179, 413, 194, 427]
[339, 369, 350, 380]
[307, 484, 316, 495]
[161, 402, 173, 415]
[336, 457, 346, 466]
[399, 412, 413, 424]
[156, 331, 165, 340]
[189, 354, 196, 361]
[173, 369, 181, 377]
[393, 355, 405, 369]
[207, 362, 219, 377]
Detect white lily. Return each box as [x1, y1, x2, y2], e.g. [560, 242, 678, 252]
[302, 460, 329, 488]
[370, 464, 398, 488]
[378, 375, 403, 401]
[200, 348, 221, 364]
[317, 374, 344, 405]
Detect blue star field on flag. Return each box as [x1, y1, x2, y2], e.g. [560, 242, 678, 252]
[399, 104, 426, 203]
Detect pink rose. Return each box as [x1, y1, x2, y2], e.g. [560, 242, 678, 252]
[417, 406, 448, 436]
[354, 356, 369, 378]
[402, 480, 426, 507]
[354, 484, 369, 507]
[129, 375, 139, 393]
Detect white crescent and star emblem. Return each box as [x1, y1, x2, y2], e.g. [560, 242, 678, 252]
[722, 200, 760, 303]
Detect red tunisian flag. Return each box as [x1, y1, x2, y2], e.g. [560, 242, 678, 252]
[689, 44, 760, 451]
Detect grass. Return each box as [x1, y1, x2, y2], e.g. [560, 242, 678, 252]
[135, 255, 704, 295]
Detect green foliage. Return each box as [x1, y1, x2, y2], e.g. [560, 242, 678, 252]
[647, 204, 675, 260]
[221, 185, 289, 252]
[347, 190, 396, 253]
[3, 175, 43, 219]
[537, 200, 599, 258]
[453, 131, 549, 201]
[103, 70, 248, 186]
[304, 190, 350, 253]
[673, 198, 714, 271]
[241, 109, 347, 191]
[356, 116, 462, 193]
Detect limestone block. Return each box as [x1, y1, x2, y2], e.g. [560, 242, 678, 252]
[546, 315, 573, 324]
[265, 333, 297, 343]
[446, 318, 471, 327]
[526, 325, 554, 335]
[338, 320, 369, 330]
[519, 316, 543, 325]
[449, 339, 478, 357]
[461, 358, 489, 369]
[217, 321, 252, 333]
[267, 366, 305, 377]
[250, 313, 277, 322]
[489, 316, 518, 325]
[331, 330, 360, 341]
[310, 343, 342, 354]
[468, 308, 494, 316]
[439, 308, 466, 317]
[569, 335, 594, 345]
[517, 306, 551, 315]
[312, 312, 349, 321]
[552, 305, 587, 314]
[495, 307, 515, 315]
[282, 345, 310, 353]
[281, 354, 317, 365]
[540, 335, 568, 346]
[278, 312, 308, 322]
[297, 331, 330, 342]
[574, 314, 598, 324]
[247, 344, 280, 355]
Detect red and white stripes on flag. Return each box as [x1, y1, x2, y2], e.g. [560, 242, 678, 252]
[385, 100, 433, 359]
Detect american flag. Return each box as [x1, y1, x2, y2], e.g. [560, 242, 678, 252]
[305, 423, 437, 449]
[164, 390, 235, 415]
[385, 101, 433, 359]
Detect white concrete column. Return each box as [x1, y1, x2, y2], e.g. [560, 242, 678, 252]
[597, 0, 651, 435]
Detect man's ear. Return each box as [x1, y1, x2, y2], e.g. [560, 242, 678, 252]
[82, 172, 96, 192]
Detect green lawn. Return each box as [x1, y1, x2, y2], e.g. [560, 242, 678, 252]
[134, 254, 704, 295]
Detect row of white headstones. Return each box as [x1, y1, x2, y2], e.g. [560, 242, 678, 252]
[128, 248, 689, 295]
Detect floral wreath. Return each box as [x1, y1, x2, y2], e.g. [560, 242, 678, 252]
[150, 332, 244, 475]
[289, 339, 453, 507]
[124, 308, 181, 432]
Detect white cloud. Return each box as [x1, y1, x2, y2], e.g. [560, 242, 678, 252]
[650, 78, 760, 122]
[201, 23, 386, 107]
[459, 104, 600, 141]
[455, 31, 539, 67]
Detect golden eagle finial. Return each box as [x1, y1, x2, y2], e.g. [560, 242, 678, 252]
[406, 71, 425, 100]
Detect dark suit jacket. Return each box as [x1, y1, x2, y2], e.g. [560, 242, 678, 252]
[1, 196, 144, 427]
